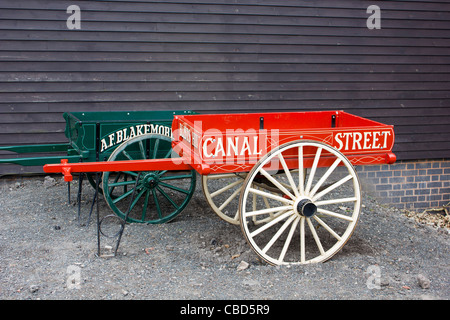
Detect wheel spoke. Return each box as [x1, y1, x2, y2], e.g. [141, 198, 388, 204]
[249, 210, 294, 237]
[210, 179, 242, 198]
[262, 193, 271, 209]
[108, 172, 123, 195]
[112, 187, 138, 204]
[152, 188, 162, 219]
[122, 171, 139, 177]
[107, 179, 138, 188]
[162, 148, 172, 159]
[305, 147, 322, 195]
[277, 152, 299, 197]
[262, 214, 297, 254]
[122, 150, 134, 161]
[152, 138, 160, 159]
[259, 168, 296, 200]
[299, 217, 305, 263]
[232, 209, 240, 221]
[309, 158, 341, 198]
[156, 186, 180, 209]
[313, 216, 342, 240]
[157, 170, 168, 177]
[159, 173, 194, 181]
[306, 217, 325, 255]
[138, 140, 146, 159]
[278, 216, 300, 263]
[312, 174, 353, 201]
[298, 145, 305, 195]
[218, 186, 242, 211]
[128, 187, 147, 212]
[248, 187, 294, 205]
[141, 190, 151, 221]
[316, 208, 354, 222]
[315, 197, 357, 206]
[245, 205, 293, 217]
[159, 181, 190, 195]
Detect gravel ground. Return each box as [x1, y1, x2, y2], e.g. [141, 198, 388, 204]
[0, 174, 448, 301]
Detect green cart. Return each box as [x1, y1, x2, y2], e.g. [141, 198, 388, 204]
[0, 110, 197, 224]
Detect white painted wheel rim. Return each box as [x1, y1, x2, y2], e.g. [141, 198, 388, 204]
[202, 173, 246, 225]
[239, 140, 361, 265]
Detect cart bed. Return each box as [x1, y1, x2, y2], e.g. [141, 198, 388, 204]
[173, 110, 395, 174]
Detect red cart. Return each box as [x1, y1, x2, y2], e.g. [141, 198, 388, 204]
[44, 110, 395, 265]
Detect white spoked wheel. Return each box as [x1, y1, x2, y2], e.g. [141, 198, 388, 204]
[202, 173, 247, 225]
[239, 140, 361, 265]
[202, 172, 294, 225]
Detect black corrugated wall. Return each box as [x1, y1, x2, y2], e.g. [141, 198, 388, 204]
[1, 0, 449, 174]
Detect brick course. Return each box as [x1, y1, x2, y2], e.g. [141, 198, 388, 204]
[357, 159, 450, 211]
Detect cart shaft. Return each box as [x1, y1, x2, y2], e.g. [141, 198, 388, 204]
[43, 158, 209, 182]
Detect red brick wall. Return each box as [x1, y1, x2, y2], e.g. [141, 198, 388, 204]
[357, 159, 450, 211]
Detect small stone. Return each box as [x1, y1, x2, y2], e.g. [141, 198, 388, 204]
[380, 278, 390, 287]
[237, 260, 249, 271]
[29, 285, 39, 293]
[43, 176, 56, 188]
[243, 279, 259, 287]
[417, 274, 431, 289]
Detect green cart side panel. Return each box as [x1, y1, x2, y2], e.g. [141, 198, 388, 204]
[0, 110, 195, 167]
[64, 110, 195, 162]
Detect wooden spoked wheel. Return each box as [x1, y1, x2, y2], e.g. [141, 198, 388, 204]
[202, 173, 246, 225]
[239, 140, 361, 265]
[102, 134, 196, 224]
[202, 172, 292, 225]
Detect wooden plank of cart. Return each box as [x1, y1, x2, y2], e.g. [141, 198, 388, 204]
[44, 110, 396, 265]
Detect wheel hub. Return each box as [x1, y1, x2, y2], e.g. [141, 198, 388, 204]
[294, 198, 317, 218]
[142, 173, 159, 189]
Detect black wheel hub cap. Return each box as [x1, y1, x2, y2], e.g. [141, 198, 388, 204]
[297, 199, 317, 217]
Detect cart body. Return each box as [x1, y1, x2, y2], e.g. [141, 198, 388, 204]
[172, 110, 395, 174]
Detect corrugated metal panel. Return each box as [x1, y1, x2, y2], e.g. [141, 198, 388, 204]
[1, 0, 449, 174]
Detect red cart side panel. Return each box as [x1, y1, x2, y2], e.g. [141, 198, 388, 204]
[173, 111, 395, 175]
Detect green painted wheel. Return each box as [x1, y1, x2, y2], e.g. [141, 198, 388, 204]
[102, 134, 196, 224]
[86, 173, 104, 194]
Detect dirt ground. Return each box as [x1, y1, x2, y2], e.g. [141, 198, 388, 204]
[0, 174, 449, 303]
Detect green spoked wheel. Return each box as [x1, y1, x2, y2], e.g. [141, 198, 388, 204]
[102, 134, 196, 224]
